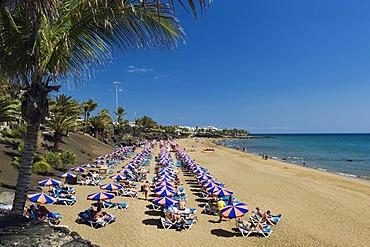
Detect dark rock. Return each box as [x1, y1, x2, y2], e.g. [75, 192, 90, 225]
[0, 219, 98, 247]
[70, 231, 81, 239]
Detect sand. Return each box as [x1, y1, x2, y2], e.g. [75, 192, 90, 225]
[27, 138, 370, 247]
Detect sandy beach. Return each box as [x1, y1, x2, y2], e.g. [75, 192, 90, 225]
[31, 138, 370, 247]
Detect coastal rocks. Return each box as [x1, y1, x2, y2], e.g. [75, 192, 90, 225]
[0, 219, 99, 247]
[0, 192, 14, 205]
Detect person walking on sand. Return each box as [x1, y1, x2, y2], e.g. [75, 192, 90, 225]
[303, 159, 306, 167]
[143, 180, 150, 200]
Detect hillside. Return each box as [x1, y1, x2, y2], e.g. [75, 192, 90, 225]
[0, 132, 115, 193]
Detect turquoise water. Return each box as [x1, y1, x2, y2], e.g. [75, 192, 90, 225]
[218, 134, 370, 179]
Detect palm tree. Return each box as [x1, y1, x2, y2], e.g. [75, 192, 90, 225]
[81, 98, 98, 131]
[1, 1, 186, 216]
[47, 94, 81, 151]
[114, 106, 127, 125]
[11, 153, 51, 174]
[0, 96, 20, 123]
[89, 115, 110, 139]
[0, 1, 212, 19]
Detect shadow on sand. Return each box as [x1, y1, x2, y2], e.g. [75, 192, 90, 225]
[210, 228, 237, 238]
[142, 218, 162, 229]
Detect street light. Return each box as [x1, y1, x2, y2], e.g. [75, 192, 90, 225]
[113, 81, 122, 124]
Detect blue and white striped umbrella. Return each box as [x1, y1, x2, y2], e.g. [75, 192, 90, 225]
[82, 164, 96, 168]
[152, 196, 177, 207]
[27, 192, 56, 204]
[71, 166, 87, 173]
[109, 174, 126, 181]
[100, 183, 122, 191]
[87, 191, 115, 201]
[38, 178, 61, 187]
[221, 202, 248, 219]
[58, 172, 77, 178]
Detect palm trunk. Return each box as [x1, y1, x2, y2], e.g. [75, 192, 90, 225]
[53, 131, 63, 151]
[11, 122, 40, 215]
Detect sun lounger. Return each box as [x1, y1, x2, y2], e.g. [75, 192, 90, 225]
[183, 218, 196, 230]
[28, 204, 62, 226]
[202, 202, 218, 215]
[56, 197, 77, 206]
[117, 188, 138, 198]
[239, 226, 272, 238]
[53, 185, 76, 195]
[76, 208, 106, 228]
[151, 203, 162, 211]
[102, 200, 128, 210]
[160, 217, 177, 229]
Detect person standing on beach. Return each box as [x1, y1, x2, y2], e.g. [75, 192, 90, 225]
[303, 159, 306, 167]
[217, 199, 226, 222]
[143, 181, 150, 200]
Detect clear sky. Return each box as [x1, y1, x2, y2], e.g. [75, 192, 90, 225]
[60, 0, 370, 134]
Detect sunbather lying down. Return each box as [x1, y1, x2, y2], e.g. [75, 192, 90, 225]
[254, 207, 282, 225]
[91, 206, 115, 223]
[36, 205, 60, 221]
[237, 218, 266, 231]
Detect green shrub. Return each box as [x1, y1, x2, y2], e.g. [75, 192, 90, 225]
[10, 124, 27, 139]
[60, 151, 77, 170]
[44, 151, 62, 169]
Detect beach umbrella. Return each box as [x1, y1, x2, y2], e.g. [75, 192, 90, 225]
[212, 188, 233, 197]
[221, 202, 249, 219]
[152, 196, 178, 207]
[117, 169, 132, 175]
[155, 181, 174, 187]
[156, 176, 174, 182]
[87, 191, 115, 201]
[155, 188, 174, 197]
[58, 172, 77, 178]
[95, 160, 105, 165]
[206, 186, 221, 194]
[156, 171, 174, 177]
[71, 166, 87, 173]
[109, 174, 126, 181]
[203, 181, 218, 189]
[154, 185, 174, 192]
[27, 192, 56, 204]
[124, 164, 137, 170]
[38, 178, 62, 187]
[197, 173, 212, 181]
[100, 183, 122, 191]
[82, 164, 96, 168]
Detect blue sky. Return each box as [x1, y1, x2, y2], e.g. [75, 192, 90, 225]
[60, 0, 370, 133]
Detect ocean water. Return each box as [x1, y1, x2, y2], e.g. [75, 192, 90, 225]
[217, 134, 370, 180]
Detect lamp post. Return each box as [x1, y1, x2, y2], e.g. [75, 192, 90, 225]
[113, 81, 121, 124]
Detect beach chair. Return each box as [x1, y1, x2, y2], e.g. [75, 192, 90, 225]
[53, 185, 76, 195]
[202, 202, 218, 215]
[76, 208, 106, 228]
[28, 204, 62, 226]
[239, 226, 272, 238]
[102, 200, 128, 210]
[199, 188, 210, 198]
[56, 197, 77, 206]
[160, 217, 177, 229]
[151, 203, 162, 211]
[183, 219, 196, 230]
[118, 188, 138, 198]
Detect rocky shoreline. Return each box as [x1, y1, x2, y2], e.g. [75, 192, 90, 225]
[0, 216, 99, 247]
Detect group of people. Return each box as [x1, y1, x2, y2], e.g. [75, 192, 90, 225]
[89, 206, 114, 223]
[238, 207, 282, 232]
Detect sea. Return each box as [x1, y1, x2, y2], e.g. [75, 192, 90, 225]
[217, 133, 370, 180]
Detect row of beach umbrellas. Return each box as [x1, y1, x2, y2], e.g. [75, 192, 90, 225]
[177, 149, 249, 219]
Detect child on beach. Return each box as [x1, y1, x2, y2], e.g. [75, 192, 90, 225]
[143, 181, 150, 200]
